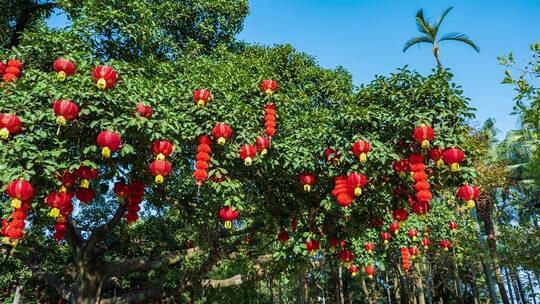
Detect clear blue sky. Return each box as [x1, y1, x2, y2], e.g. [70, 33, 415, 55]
[48, 0, 540, 139]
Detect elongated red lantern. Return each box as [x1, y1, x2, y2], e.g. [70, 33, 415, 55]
[443, 147, 465, 172]
[53, 100, 78, 125]
[6, 179, 34, 209]
[261, 79, 278, 96]
[114, 182, 130, 201]
[219, 206, 239, 229]
[298, 173, 316, 192]
[364, 243, 375, 254]
[457, 185, 479, 208]
[413, 124, 435, 149]
[92, 65, 117, 89]
[193, 89, 212, 107]
[194, 135, 212, 186]
[97, 130, 122, 158]
[380, 232, 391, 244]
[365, 265, 376, 279]
[264, 103, 276, 138]
[53, 58, 76, 81]
[240, 144, 256, 166]
[352, 140, 371, 163]
[152, 140, 175, 160]
[332, 176, 354, 208]
[75, 165, 98, 188]
[212, 123, 233, 145]
[0, 113, 22, 140]
[347, 172, 366, 196]
[255, 135, 270, 155]
[150, 159, 171, 183]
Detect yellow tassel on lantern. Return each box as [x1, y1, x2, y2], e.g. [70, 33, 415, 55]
[0, 128, 9, 139]
[244, 157, 253, 166]
[384, 240, 388, 245]
[444, 248, 449, 251]
[410, 255, 416, 260]
[218, 137, 226, 145]
[359, 153, 367, 163]
[224, 220, 232, 229]
[49, 208, 60, 218]
[197, 100, 205, 107]
[424, 246, 428, 250]
[412, 236, 417, 241]
[102, 147, 111, 158]
[81, 179, 90, 188]
[11, 240, 18, 247]
[332, 158, 340, 166]
[367, 250, 373, 254]
[265, 89, 273, 96]
[368, 275, 373, 280]
[11, 198, 21, 209]
[56, 116, 66, 125]
[450, 163, 460, 172]
[467, 200, 476, 209]
[354, 187, 362, 196]
[156, 153, 165, 160]
[260, 148, 267, 156]
[421, 140, 430, 149]
[59, 185, 67, 193]
[304, 184, 311, 192]
[351, 272, 357, 277]
[309, 250, 317, 256]
[436, 159, 445, 168]
[399, 172, 406, 178]
[56, 215, 66, 223]
[96, 78, 107, 89]
[155, 175, 164, 184]
[57, 71, 67, 81]
[2, 237, 10, 244]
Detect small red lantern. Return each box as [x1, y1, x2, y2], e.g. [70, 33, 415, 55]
[278, 229, 290, 243]
[365, 265, 376, 279]
[150, 159, 171, 183]
[92, 65, 117, 89]
[54, 219, 68, 242]
[443, 147, 465, 172]
[390, 222, 400, 234]
[408, 229, 418, 241]
[305, 239, 320, 256]
[75, 165, 98, 188]
[75, 188, 95, 203]
[439, 239, 452, 251]
[408, 247, 419, 260]
[7, 59, 22, 69]
[97, 130, 122, 158]
[328, 236, 339, 252]
[53, 58, 76, 81]
[239, 144, 256, 166]
[212, 123, 233, 145]
[392, 159, 410, 177]
[53, 100, 78, 125]
[338, 250, 355, 266]
[299, 173, 317, 192]
[349, 265, 359, 277]
[457, 185, 479, 208]
[5, 66, 20, 77]
[392, 208, 409, 222]
[114, 182, 130, 200]
[219, 206, 239, 229]
[429, 147, 444, 168]
[136, 103, 152, 118]
[324, 147, 340, 165]
[364, 243, 375, 254]
[413, 124, 435, 149]
[0, 113, 22, 140]
[6, 179, 34, 209]
[408, 154, 424, 164]
[448, 221, 458, 231]
[261, 79, 278, 95]
[46, 192, 72, 218]
[422, 238, 431, 249]
[193, 89, 212, 107]
[255, 135, 270, 155]
[380, 232, 391, 244]
[347, 172, 366, 196]
[152, 140, 175, 160]
[352, 140, 371, 163]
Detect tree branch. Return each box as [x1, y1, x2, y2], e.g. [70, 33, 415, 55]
[83, 204, 126, 260]
[22, 255, 71, 300]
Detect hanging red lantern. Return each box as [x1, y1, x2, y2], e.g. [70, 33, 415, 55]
[125, 212, 139, 224]
[212, 123, 233, 145]
[255, 135, 270, 155]
[291, 218, 298, 232]
[407, 229, 418, 241]
[193, 89, 212, 107]
[305, 239, 320, 256]
[75, 188, 95, 203]
[6, 179, 34, 209]
[413, 124, 435, 149]
[53, 100, 78, 125]
[54, 219, 68, 242]
[416, 190, 432, 203]
[412, 202, 430, 216]
[114, 182, 130, 201]
[46, 192, 72, 218]
[349, 265, 359, 277]
[338, 250, 355, 266]
[401, 247, 411, 272]
[414, 181, 430, 192]
[324, 147, 340, 165]
[298, 173, 317, 192]
[439, 239, 452, 251]
[422, 238, 431, 250]
[380, 232, 391, 244]
[347, 172, 366, 196]
[264, 103, 276, 138]
[364, 243, 375, 254]
[408, 154, 424, 165]
[239, 144, 256, 166]
[2, 73, 17, 82]
[219, 206, 239, 229]
[193, 169, 208, 186]
[443, 147, 465, 172]
[75, 165, 98, 188]
[278, 229, 290, 243]
[0, 62, 5, 74]
[328, 236, 339, 252]
[149, 159, 171, 183]
[429, 147, 444, 168]
[413, 171, 428, 182]
[392, 208, 409, 222]
[352, 140, 371, 163]
[195, 135, 212, 186]
[0, 113, 22, 140]
[410, 163, 426, 173]
[92, 65, 117, 89]
[97, 130, 121, 158]
[152, 140, 175, 160]
[332, 176, 354, 208]
[448, 221, 458, 231]
[365, 265, 376, 279]
[53, 58, 76, 81]
[5, 66, 20, 77]
[409, 247, 419, 260]
[389, 222, 400, 234]
[261, 79, 278, 95]
[392, 159, 410, 177]
[457, 185, 479, 208]
[136, 102, 152, 118]
[7, 59, 22, 69]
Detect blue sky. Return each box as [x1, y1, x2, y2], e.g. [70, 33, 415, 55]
[49, 0, 540, 139]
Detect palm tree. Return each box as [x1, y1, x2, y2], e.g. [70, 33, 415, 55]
[403, 7, 480, 69]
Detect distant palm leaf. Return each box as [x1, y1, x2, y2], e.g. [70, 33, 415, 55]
[434, 7, 453, 32]
[402, 36, 434, 52]
[438, 32, 480, 52]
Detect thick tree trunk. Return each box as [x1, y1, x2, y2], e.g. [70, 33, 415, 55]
[415, 273, 426, 304]
[506, 268, 516, 304]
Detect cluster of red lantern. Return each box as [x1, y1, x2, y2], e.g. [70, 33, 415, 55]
[92, 65, 117, 89]
[97, 130, 122, 158]
[457, 184, 479, 209]
[298, 173, 316, 192]
[53, 58, 76, 81]
[410, 154, 432, 218]
[114, 181, 145, 224]
[264, 103, 276, 138]
[0, 113, 22, 140]
[219, 206, 238, 229]
[193, 135, 211, 186]
[75, 165, 98, 203]
[193, 89, 212, 107]
[352, 140, 371, 163]
[1, 59, 23, 83]
[331, 172, 366, 208]
[46, 192, 73, 241]
[1, 179, 34, 246]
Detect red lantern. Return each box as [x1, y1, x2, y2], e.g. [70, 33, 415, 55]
[408, 247, 419, 260]
[136, 102, 152, 118]
[443, 147, 465, 172]
[380, 232, 391, 244]
[365, 265, 376, 279]
[5, 66, 20, 77]
[255, 135, 270, 155]
[414, 181, 430, 192]
[75, 188, 95, 203]
[54, 219, 68, 242]
[390, 222, 400, 234]
[408, 154, 424, 164]
[332, 176, 354, 208]
[413, 171, 428, 182]
[352, 140, 371, 163]
[392, 159, 410, 177]
[347, 172, 366, 196]
[264, 103, 277, 138]
[439, 239, 452, 251]
[53, 100, 78, 125]
[298, 173, 317, 192]
[401, 247, 411, 272]
[92, 65, 117, 89]
[239, 144, 256, 166]
[305, 239, 320, 256]
[97, 130, 122, 158]
[448, 221, 458, 231]
[75, 165, 98, 188]
[53, 58, 76, 81]
[392, 208, 409, 222]
[114, 182, 130, 200]
[410, 163, 426, 173]
[0, 113, 22, 140]
[46, 192, 72, 218]
[195, 135, 212, 186]
[278, 229, 290, 243]
[212, 123, 233, 145]
[412, 202, 430, 216]
[7, 59, 22, 69]
[0, 62, 4, 74]
[261, 79, 278, 95]
[193, 89, 212, 107]
[328, 236, 339, 252]
[338, 250, 355, 266]
[349, 265, 359, 277]
[2, 73, 17, 82]
[407, 229, 418, 241]
[291, 218, 298, 232]
[364, 242, 375, 254]
[429, 147, 444, 168]
[457, 185, 479, 208]
[416, 190, 432, 203]
[193, 169, 208, 186]
[152, 140, 175, 160]
[413, 124, 435, 149]
[219, 206, 239, 229]
[150, 159, 171, 184]
[422, 238, 431, 249]
[324, 147, 340, 165]
[6, 179, 34, 209]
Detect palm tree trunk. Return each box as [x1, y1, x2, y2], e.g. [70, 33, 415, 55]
[506, 268, 516, 304]
[527, 271, 537, 304]
[511, 268, 527, 304]
[432, 46, 443, 70]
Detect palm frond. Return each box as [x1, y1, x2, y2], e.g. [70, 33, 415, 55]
[402, 36, 434, 53]
[415, 9, 433, 37]
[438, 32, 480, 52]
[434, 7, 453, 32]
